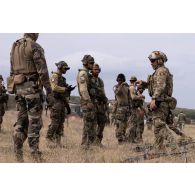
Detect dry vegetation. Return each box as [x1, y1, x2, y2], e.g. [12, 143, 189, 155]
[0, 110, 195, 163]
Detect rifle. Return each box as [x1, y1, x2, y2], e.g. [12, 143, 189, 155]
[122, 150, 188, 163]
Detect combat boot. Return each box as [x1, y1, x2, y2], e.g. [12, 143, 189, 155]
[15, 151, 24, 163]
[31, 151, 45, 163]
[46, 138, 57, 149]
[56, 136, 66, 148]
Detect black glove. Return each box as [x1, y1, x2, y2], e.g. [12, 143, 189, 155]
[67, 85, 76, 92]
[46, 93, 55, 108]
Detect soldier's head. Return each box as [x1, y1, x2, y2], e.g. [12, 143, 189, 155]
[81, 55, 95, 70]
[91, 63, 101, 77]
[55, 61, 70, 74]
[129, 76, 137, 84]
[116, 73, 126, 85]
[24, 33, 39, 41]
[137, 85, 144, 94]
[148, 51, 168, 70]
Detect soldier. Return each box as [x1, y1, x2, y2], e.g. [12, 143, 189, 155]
[90, 63, 108, 147]
[46, 61, 75, 148]
[77, 55, 96, 149]
[137, 51, 178, 152]
[178, 111, 187, 131]
[126, 76, 145, 143]
[10, 33, 54, 162]
[136, 85, 146, 142]
[0, 75, 8, 132]
[113, 73, 130, 144]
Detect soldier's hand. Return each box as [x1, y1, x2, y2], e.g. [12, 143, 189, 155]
[47, 93, 55, 108]
[150, 100, 157, 111]
[87, 102, 94, 109]
[67, 85, 76, 92]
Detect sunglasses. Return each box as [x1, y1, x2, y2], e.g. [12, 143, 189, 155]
[150, 59, 156, 63]
[89, 62, 94, 65]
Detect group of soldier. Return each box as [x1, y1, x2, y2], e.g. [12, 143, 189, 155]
[0, 33, 191, 162]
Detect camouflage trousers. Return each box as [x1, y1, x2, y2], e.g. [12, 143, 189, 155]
[0, 103, 5, 131]
[81, 105, 97, 146]
[115, 106, 129, 143]
[13, 92, 43, 159]
[46, 99, 65, 142]
[136, 108, 145, 142]
[94, 104, 107, 144]
[152, 102, 178, 151]
[126, 108, 137, 143]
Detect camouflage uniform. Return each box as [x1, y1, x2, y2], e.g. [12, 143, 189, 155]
[178, 112, 186, 131]
[77, 55, 97, 148]
[0, 76, 7, 132]
[136, 88, 146, 142]
[10, 33, 53, 162]
[46, 66, 71, 146]
[113, 78, 130, 144]
[141, 51, 178, 151]
[90, 64, 108, 145]
[126, 77, 145, 143]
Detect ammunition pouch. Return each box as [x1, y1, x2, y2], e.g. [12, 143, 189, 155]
[7, 76, 15, 94]
[165, 96, 177, 110]
[14, 74, 26, 85]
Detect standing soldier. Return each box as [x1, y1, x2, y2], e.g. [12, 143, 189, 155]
[46, 61, 75, 148]
[178, 111, 187, 131]
[10, 33, 54, 162]
[136, 85, 146, 143]
[137, 51, 178, 152]
[126, 76, 145, 143]
[0, 75, 8, 132]
[113, 73, 130, 144]
[77, 55, 96, 149]
[90, 64, 108, 147]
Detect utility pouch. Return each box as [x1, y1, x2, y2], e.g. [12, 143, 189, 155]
[7, 76, 15, 94]
[14, 74, 26, 85]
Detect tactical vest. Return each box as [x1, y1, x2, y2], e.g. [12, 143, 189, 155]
[89, 76, 107, 103]
[147, 67, 173, 97]
[53, 73, 69, 100]
[11, 38, 37, 75]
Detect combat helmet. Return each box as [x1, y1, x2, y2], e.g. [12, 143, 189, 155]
[81, 55, 95, 65]
[130, 76, 137, 81]
[116, 73, 126, 82]
[55, 61, 70, 70]
[148, 51, 168, 63]
[0, 75, 3, 80]
[24, 33, 39, 41]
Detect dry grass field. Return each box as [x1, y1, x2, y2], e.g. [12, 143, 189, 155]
[0, 110, 195, 163]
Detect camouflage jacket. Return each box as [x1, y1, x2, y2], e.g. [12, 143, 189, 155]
[148, 65, 172, 100]
[89, 75, 108, 104]
[50, 72, 70, 102]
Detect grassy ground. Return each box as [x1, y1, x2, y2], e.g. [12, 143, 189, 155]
[0, 110, 195, 163]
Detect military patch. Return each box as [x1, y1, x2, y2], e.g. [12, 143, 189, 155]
[80, 76, 85, 83]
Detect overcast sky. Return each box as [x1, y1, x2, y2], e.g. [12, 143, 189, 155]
[0, 33, 194, 109]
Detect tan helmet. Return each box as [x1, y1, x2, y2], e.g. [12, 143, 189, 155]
[130, 76, 137, 81]
[81, 55, 95, 65]
[55, 61, 70, 70]
[24, 33, 39, 41]
[148, 51, 168, 63]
